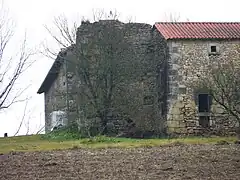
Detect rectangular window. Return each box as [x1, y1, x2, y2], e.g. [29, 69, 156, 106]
[198, 94, 210, 112]
[208, 44, 219, 55]
[210, 45, 217, 53]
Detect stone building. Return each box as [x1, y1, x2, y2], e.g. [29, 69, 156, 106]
[155, 22, 240, 134]
[38, 21, 240, 135]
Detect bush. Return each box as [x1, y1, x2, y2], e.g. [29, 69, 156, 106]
[42, 126, 81, 141]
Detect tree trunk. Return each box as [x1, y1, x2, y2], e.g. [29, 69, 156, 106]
[101, 112, 109, 135]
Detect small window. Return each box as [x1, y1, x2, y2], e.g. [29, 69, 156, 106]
[63, 82, 66, 86]
[208, 44, 219, 55]
[210, 46, 217, 53]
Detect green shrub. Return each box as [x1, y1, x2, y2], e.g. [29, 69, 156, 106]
[42, 126, 81, 141]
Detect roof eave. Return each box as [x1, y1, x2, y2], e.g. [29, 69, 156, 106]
[36, 56, 64, 94]
[166, 37, 240, 40]
[36, 45, 75, 94]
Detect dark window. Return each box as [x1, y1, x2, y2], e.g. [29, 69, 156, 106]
[210, 45, 217, 53]
[199, 116, 210, 128]
[198, 94, 210, 112]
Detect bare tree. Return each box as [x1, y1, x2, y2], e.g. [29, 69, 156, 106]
[163, 12, 190, 22]
[74, 19, 130, 135]
[0, 2, 34, 112]
[44, 10, 163, 137]
[92, 9, 120, 21]
[34, 113, 45, 135]
[44, 11, 135, 136]
[43, 11, 122, 135]
[13, 97, 29, 136]
[163, 12, 181, 22]
[42, 14, 79, 59]
[42, 10, 120, 59]
[197, 47, 240, 140]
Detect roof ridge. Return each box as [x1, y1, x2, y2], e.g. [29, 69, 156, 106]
[154, 22, 240, 39]
[155, 22, 240, 24]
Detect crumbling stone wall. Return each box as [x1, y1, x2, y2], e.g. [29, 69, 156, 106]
[167, 40, 240, 134]
[44, 67, 66, 132]
[61, 20, 169, 136]
[44, 21, 239, 136]
[44, 48, 74, 132]
[44, 20, 174, 136]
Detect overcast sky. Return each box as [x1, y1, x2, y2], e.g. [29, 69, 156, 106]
[0, 0, 240, 137]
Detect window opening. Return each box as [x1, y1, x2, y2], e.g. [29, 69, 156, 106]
[198, 94, 210, 112]
[210, 45, 217, 53]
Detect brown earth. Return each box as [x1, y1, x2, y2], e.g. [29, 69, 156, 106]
[0, 144, 239, 180]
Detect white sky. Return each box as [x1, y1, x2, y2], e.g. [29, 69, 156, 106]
[0, 0, 240, 137]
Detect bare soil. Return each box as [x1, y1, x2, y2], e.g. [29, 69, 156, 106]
[0, 144, 239, 180]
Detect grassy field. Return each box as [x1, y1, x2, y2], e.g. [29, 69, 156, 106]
[0, 134, 237, 154]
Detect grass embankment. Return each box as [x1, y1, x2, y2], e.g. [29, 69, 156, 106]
[0, 132, 237, 154]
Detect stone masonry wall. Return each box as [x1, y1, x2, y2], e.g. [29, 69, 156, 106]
[44, 48, 75, 132]
[62, 20, 169, 135]
[167, 40, 240, 134]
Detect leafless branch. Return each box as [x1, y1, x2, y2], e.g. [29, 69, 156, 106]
[163, 12, 181, 22]
[44, 10, 158, 137]
[42, 14, 79, 59]
[13, 98, 29, 136]
[35, 125, 45, 135]
[197, 48, 240, 138]
[0, 5, 34, 111]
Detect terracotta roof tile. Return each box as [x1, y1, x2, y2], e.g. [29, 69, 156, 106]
[154, 22, 240, 39]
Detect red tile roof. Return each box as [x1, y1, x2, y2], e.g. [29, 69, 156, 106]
[154, 22, 240, 40]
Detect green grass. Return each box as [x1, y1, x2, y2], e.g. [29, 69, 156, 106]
[41, 128, 82, 140]
[0, 134, 237, 154]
